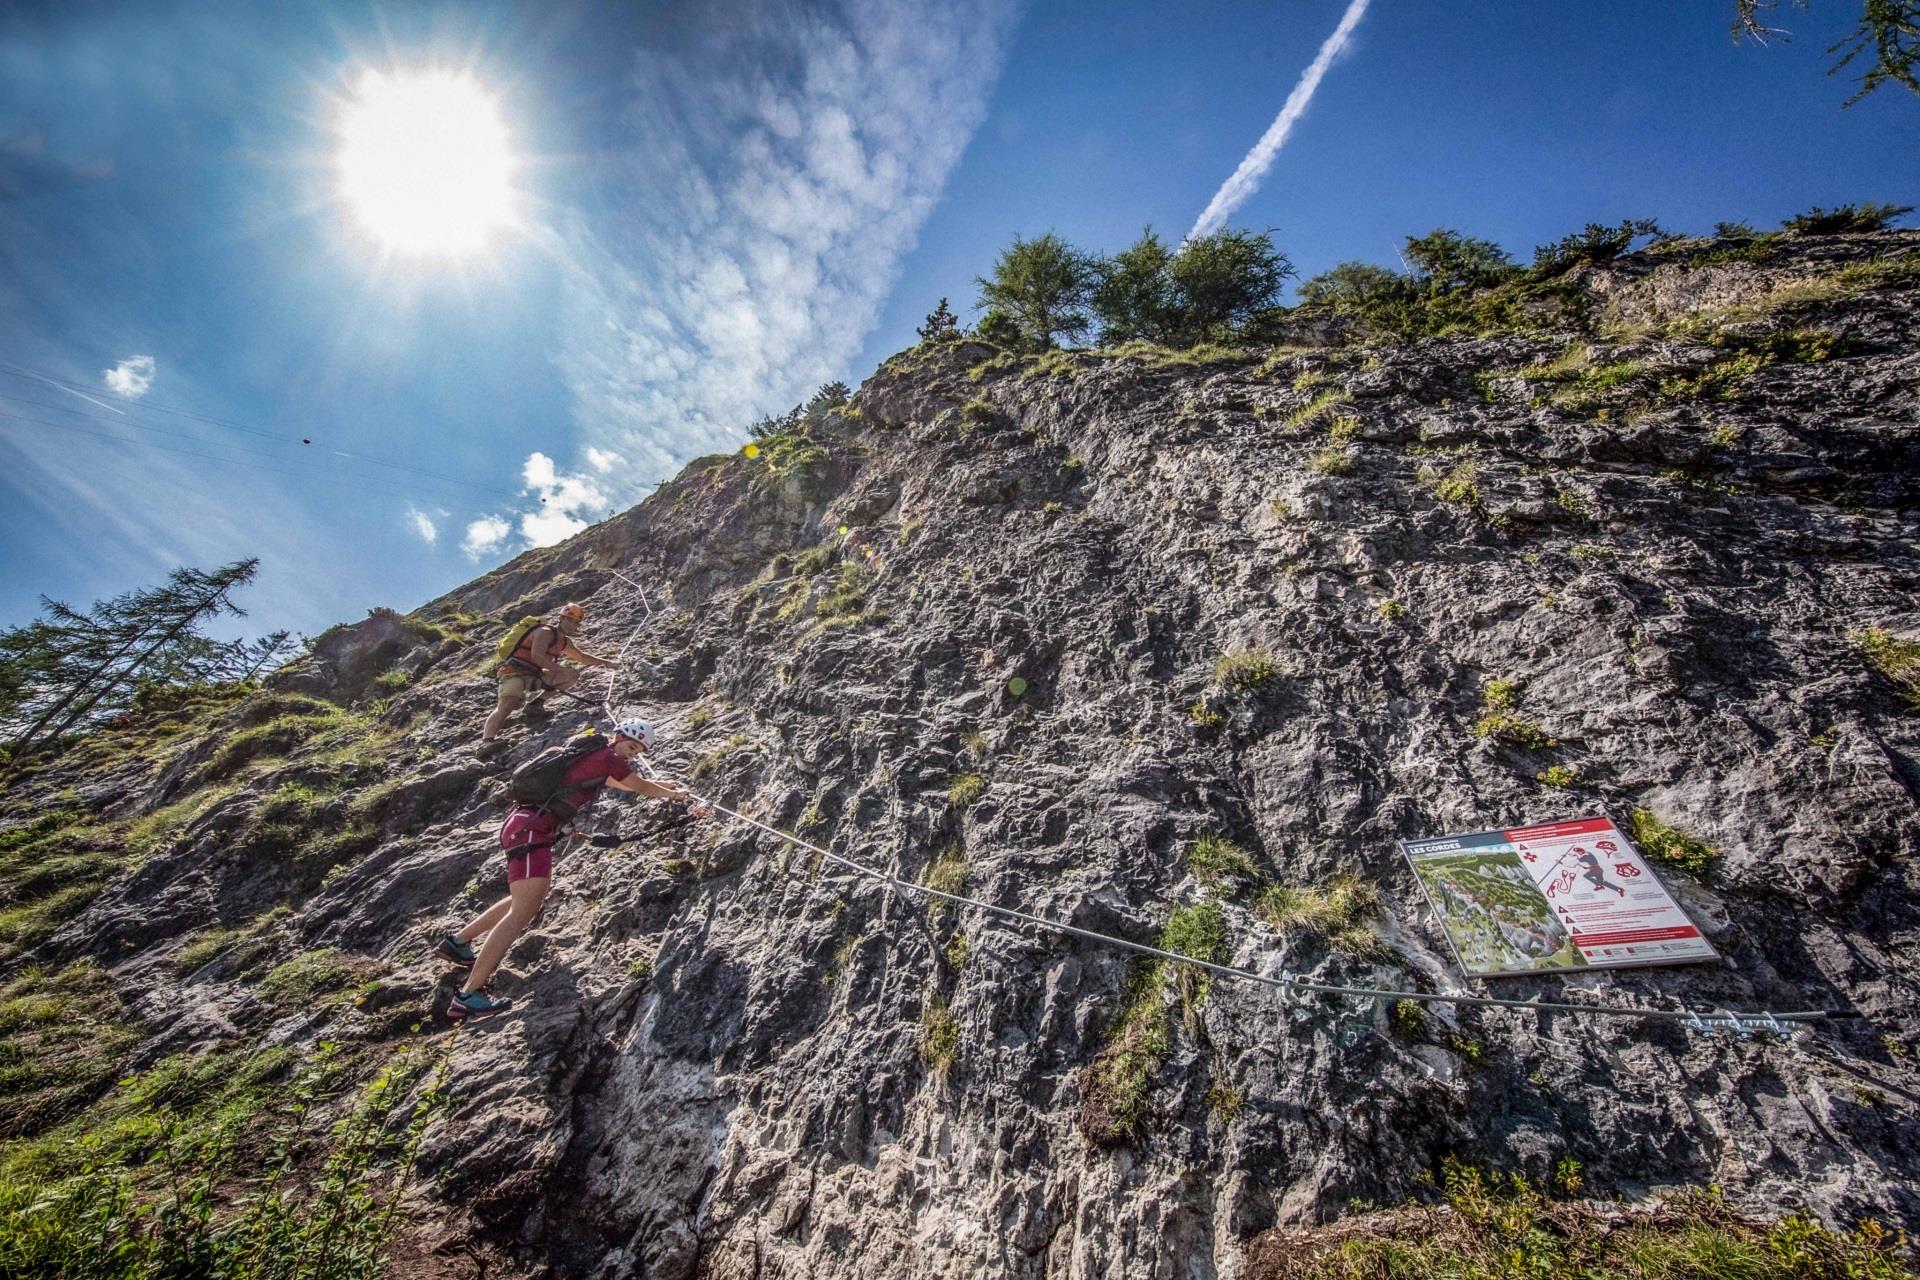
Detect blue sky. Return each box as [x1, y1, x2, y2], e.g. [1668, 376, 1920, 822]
[1, 0, 1914, 641]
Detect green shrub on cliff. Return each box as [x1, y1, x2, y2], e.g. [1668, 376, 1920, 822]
[1782, 202, 1913, 235]
[1079, 902, 1227, 1145]
[0, 1041, 448, 1280]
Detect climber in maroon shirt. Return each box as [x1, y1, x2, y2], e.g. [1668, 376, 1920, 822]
[438, 719, 701, 1019]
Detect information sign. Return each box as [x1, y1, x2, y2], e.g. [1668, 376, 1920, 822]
[1400, 814, 1719, 978]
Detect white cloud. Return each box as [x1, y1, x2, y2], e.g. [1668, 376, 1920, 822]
[1187, 0, 1371, 240]
[521, 506, 589, 547]
[458, 453, 613, 559]
[103, 354, 156, 399]
[555, 0, 1020, 491]
[405, 506, 438, 544]
[584, 446, 625, 473]
[462, 515, 511, 560]
[517, 450, 610, 548]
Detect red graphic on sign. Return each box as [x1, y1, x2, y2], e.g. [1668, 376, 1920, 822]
[1614, 862, 1641, 878]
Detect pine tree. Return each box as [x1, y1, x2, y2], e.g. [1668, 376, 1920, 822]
[221, 632, 297, 682]
[804, 382, 850, 421]
[1090, 227, 1296, 348]
[1091, 229, 1177, 346]
[1531, 219, 1664, 275]
[3, 559, 272, 757]
[974, 311, 1023, 349]
[1402, 229, 1515, 294]
[975, 232, 1096, 350]
[1163, 229, 1294, 345]
[1733, 0, 1920, 104]
[1296, 262, 1424, 337]
[0, 620, 67, 734]
[917, 298, 960, 343]
[748, 406, 803, 440]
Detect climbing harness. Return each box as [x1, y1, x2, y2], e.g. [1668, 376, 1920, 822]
[525, 683, 600, 711]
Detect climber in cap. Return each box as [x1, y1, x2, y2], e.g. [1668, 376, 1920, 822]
[482, 602, 620, 740]
[440, 718, 706, 1019]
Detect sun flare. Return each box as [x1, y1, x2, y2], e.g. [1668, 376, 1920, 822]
[336, 69, 516, 256]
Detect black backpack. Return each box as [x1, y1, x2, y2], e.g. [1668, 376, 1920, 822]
[507, 732, 608, 821]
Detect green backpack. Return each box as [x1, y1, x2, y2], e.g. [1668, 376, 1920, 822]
[487, 615, 551, 672]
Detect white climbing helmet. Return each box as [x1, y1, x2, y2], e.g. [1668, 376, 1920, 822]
[613, 718, 657, 749]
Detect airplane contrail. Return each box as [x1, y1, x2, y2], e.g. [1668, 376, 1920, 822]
[1187, 0, 1372, 240]
[21, 370, 127, 414]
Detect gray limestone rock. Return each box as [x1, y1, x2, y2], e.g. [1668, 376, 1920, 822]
[4, 228, 1918, 1278]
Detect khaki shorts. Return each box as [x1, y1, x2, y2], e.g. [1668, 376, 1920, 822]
[495, 672, 548, 714]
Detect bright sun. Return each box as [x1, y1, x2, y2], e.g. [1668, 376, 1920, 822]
[337, 69, 516, 256]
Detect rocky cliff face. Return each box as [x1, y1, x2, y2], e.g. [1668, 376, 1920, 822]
[3, 229, 1918, 1278]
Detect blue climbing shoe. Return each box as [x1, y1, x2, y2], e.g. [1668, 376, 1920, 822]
[447, 988, 510, 1020]
[434, 934, 476, 967]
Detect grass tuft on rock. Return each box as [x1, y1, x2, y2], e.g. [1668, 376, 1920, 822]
[1254, 875, 1384, 958]
[259, 949, 376, 1010]
[1079, 902, 1230, 1146]
[1629, 808, 1719, 879]
[920, 996, 960, 1075]
[1078, 973, 1168, 1146]
[1214, 649, 1280, 691]
[1305, 446, 1354, 476]
[922, 847, 967, 902]
[0, 1040, 449, 1280]
[0, 963, 142, 1142]
[947, 773, 986, 808]
[1186, 835, 1259, 892]
[1286, 388, 1351, 430]
[1473, 678, 1554, 748]
[691, 733, 752, 780]
[1422, 460, 1482, 508]
[1854, 627, 1920, 710]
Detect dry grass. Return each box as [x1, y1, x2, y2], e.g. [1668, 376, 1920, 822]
[1245, 1170, 1914, 1280]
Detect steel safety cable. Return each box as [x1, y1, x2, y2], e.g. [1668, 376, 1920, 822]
[589, 572, 1835, 1035]
[596, 567, 656, 725]
[677, 789, 1830, 1029]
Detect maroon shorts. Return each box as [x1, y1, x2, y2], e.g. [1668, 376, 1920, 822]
[501, 807, 560, 883]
